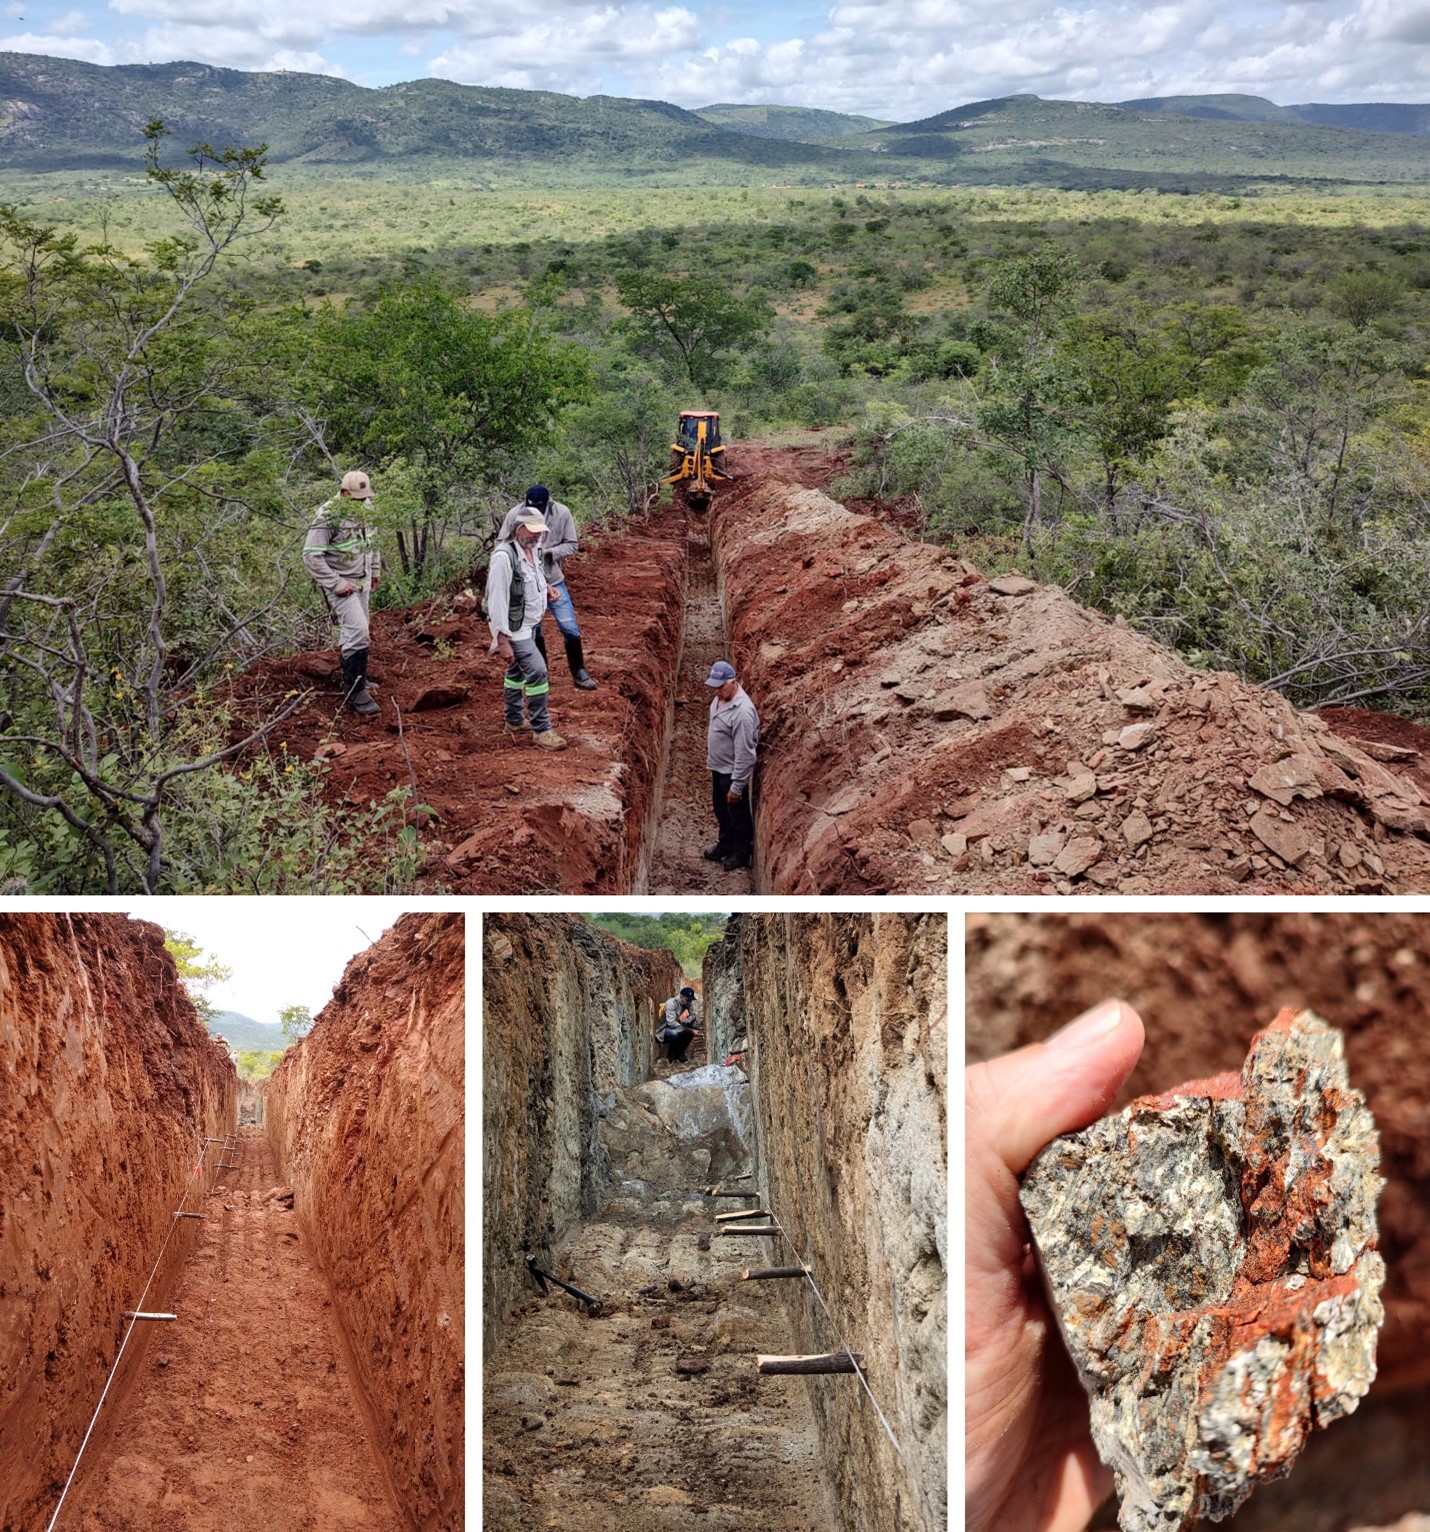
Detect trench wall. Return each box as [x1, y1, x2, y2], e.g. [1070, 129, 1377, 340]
[709, 477, 1430, 896]
[266, 912, 464, 1532]
[482, 914, 681, 1354]
[0, 914, 236, 1532]
[706, 913, 948, 1532]
[966, 912, 1430, 1391]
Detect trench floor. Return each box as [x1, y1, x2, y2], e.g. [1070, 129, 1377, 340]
[645, 517, 756, 895]
[484, 1065, 827, 1531]
[64, 1129, 402, 1532]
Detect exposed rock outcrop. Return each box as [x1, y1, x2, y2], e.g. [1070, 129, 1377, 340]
[482, 914, 681, 1353]
[266, 912, 464, 1532]
[707, 912, 948, 1531]
[0, 914, 235, 1532]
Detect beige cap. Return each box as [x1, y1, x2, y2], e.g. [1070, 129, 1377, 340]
[340, 470, 373, 499]
[514, 510, 548, 532]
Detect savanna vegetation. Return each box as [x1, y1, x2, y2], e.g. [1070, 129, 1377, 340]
[584, 913, 729, 975]
[7, 116, 1430, 890]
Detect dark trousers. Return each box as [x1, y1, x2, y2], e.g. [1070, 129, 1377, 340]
[711, 772, 753, 857]
[669, 1026, 696, 1063]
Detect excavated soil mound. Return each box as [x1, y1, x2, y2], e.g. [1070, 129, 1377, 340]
[228, 515, 686, 893]
[713, 453, 1430, 893]
[267, 913, 464, 1532]
[966, 912, 1430, 1531]
[0, 915, 234, 1532]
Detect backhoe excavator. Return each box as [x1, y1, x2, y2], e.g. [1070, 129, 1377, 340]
[664, 410, 728, 510]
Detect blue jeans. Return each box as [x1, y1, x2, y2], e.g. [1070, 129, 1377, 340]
[544, 579, 581, 640]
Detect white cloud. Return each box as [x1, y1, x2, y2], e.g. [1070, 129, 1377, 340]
[17, 0, 1430, 117]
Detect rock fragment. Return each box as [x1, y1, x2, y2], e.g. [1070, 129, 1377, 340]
[1020, 1009, 1384, 1532]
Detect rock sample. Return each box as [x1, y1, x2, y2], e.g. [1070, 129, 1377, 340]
[1021, 1009, 1384, 1532]
[708, 912, 948, 1532]
[266, 912, 464, 1532]
[0, 914, 235, 1532]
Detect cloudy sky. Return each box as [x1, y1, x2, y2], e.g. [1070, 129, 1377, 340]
[4, 0, 1430, 118]
[120, 897, 430, 1023]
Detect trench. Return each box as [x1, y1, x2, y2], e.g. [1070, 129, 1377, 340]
[3, 912, 464, 1532]
[483, 913, 948, 1532]
[63, 1125, 404, 1531]
[483, 1052, 828, 1531]
[641, 515, 758, 895]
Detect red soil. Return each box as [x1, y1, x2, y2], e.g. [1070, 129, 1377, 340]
[63, 1130, 404, 1532]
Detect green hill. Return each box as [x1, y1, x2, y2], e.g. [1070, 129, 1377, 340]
[208, 1009, 286, 1053]
[6, 56, 1430, 189]
[1122, 94, 1430, 136]
[0, 53, 859, 176]
[864, 94, 1430, 185]
[695, 103, 890, 142]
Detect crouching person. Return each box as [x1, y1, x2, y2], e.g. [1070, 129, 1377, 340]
[485, 509, 567, 751]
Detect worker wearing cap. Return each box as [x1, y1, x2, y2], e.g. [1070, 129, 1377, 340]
[485, 508, 568, 750]
[704, 659, 758, 871]
[657, 986, 700, 1064]
[303, 469, 382, 716]
[497, 485, 597, 690]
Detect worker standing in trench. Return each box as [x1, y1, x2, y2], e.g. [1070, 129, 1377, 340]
[704, 660, 759, 871]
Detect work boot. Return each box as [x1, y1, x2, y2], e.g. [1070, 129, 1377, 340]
[702, 843, 726, 862]
[534, 729, 568, 751]
[505, 720, 533, 738]
[341, 650, 379, 716]
[722, 850, 751, 871]
[565, 636, 598, 690]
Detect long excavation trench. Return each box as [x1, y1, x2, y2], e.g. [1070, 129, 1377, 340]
[484, 1043, 827, 1528]
[60, 1126, 402, 1532]
[643, 515, 756, 895]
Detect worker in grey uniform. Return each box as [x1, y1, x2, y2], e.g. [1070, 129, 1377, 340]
[497, 485, 597, 690]
[303, 469, 381, 716]
[704, 659, 758, 871]
[657, 987, 700, 1063]
[485, 508, 568, 750]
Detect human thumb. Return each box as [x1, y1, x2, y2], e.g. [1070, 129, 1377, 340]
[971, 1000, 1145, 1177]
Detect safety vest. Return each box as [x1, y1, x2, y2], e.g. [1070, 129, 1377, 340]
[495, 539, 532, 631]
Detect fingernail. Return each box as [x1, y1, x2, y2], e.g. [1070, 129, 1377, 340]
[1045, 1000, 1126, 1053]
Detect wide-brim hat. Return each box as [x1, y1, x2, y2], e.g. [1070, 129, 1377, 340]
[514, 510, 549, 532]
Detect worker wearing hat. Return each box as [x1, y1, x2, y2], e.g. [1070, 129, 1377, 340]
[303, 469, 382, 716]
[704, 659, 758, 871]
[485, 506, 568, 750]
[497, 485, 597, 690]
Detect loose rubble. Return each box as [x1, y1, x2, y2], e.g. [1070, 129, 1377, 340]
[1021, 1009, 1384, 1532]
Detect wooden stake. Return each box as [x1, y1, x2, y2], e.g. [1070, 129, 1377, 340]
[742, 1266, 809, 1280]
[706, 1189, 761, 1198]
[757, 1352, 864, 1375]
[716, 1225, 779, 1236]
[715, 1208, 767, 1222]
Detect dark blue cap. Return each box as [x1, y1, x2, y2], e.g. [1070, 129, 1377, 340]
[525, 484, 550, 508]
[705, 660, 736, 686]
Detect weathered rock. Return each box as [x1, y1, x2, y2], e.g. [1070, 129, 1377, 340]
[989, 573, 1037, 596]
[1021, 1009, 1384, 1532]
[1053, 835, 1103, 877]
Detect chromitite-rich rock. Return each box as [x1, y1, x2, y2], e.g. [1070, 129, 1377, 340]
[1021, 1008, 1384, 1532]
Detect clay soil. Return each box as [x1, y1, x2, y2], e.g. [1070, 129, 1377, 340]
[967, 913, 1430, 1532]
[63, 1128, 403, 1532]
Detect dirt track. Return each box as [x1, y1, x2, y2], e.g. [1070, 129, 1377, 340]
[64, 1129, 402, 1532]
